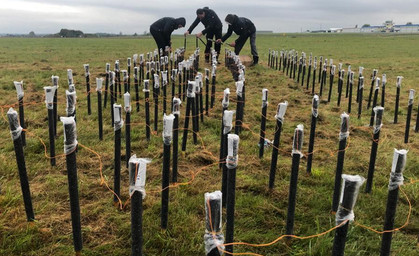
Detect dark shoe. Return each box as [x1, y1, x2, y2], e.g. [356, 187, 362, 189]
[251, 56, 259, 66]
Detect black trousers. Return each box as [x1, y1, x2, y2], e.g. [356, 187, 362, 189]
[234, 32, 258, 57]
[150, 28, 169, 53]
[205, 28, 222, 56]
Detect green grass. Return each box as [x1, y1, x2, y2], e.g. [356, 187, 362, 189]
[0, 34, 418, 255]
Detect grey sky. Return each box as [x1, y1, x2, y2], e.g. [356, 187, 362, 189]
[1, 0, 419, 34]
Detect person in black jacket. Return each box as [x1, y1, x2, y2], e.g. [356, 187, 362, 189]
[217, 14, 259, 65]
[184, 7, 222, 63]
[150, 17, 186, 55]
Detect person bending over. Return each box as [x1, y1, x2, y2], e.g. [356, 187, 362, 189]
[184, 7, 222, 63]
[217, 14, 259, 65]
[150, 17, 186, 55]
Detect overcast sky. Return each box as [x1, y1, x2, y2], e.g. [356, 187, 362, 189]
[1, 0, 419, 34]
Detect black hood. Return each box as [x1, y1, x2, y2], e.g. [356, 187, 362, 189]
[175, 17, 186, 28]
[225, 14, 238, 24]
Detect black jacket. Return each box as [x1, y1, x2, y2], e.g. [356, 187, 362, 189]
[150, 17, 185, 44]
[221, 15, 256, 43]
[187, 8, 222, 35]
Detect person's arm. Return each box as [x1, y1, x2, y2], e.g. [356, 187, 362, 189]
[221, 25, 233, 42]
[163, 20, 175, 46]
[201, 10, 217, 35]
[187, 17, 200, 33]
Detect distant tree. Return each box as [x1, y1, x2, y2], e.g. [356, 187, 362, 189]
[119, 31, 123, 36]
[406, 22, 413, 25]
[362, 24, 371, 28]
[28, 31, 36, 37]
[59, 29, 84, 38]
[133, 32, 138, 36]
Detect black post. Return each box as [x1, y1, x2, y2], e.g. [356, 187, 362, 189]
[404, 89, 415, 143]
[357, 77, 364, 119]
[127, 58, 131, 94]
[332, 113, 350, 212]
[286, 125, 304, 237]
[365, 106, 384, 193]
[221, 110, 234, 208]
[318, 57, 323, 83]
[268, 49, 271, 67]
[104, 63, 110, 108]
[181, 81, 195, 151]
[153, 73, 159, 132]
[14, 81, 26, 146]
[367, 69, 378, 109]
[319, 64, 326, 97]
[171, 69, 177, 99]
[235, 81, 244, 135]
[205, 69, 210, 115]
[61, 116, 82, 253]
[110, 72, 115, 126]
[113, 104, 123, 203]
[332, 174, 365, 256]
[97, 78, 103, 140]
[225, 134, 240, 253]
[172, 98, 181, 183]
[415, 103, 419, 133]
[199, 76, 204, 122]
[337, 70, 345, 107]
[116, 61, 122, 99]
[144, 80, 151, 141]
[125, 93, 132, 168]
[301, 59, 306, 87]
[380, 149, 407, 256]
[162, 71, 168, 114]
[259, 89, 268, 158]
[348, 72, 354, 113]
[129, 157, 149, 256]
[220, 89, 230, 169]
[84, 64, 91, 115]
[369, 79, 380, 126]
[51, 76, 59, 138]
[306, 96, 319, 174]
[312, 59, 317, 95]
[306, 56, 312, 90]
[211, 65, 216, 108]
[66, 89, 77, 119]
[7, 108, 35, 222]
[134, 67, 140, 112]
[161, 114, 174, 229]
[297, 57, 302, 82]
[269, 102, 287, 188]
[394, 77, 402, 123]
[192, 80, 199, 145]
[44, 86, 56, 166]
[346, 65, 352, 99]
[381, 74, 386, 107]
[328, 65, 336, 103]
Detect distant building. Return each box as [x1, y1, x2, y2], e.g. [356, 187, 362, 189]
[340, 20, 419, 33]
[256, 30, 273, 34]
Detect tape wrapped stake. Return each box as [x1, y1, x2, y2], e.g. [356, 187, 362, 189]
[388, 149, 407, 191]
[129, 155, 151, 199]
[336, 174, 365, 225]
[204, 191, 224, 255]
[14, 81, 24, 100]
[44, 86, 57, 110]
[61, 116, 78, 154]
[7, 108, 23, 141]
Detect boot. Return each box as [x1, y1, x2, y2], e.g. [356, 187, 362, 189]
[251, 56, 259, 66]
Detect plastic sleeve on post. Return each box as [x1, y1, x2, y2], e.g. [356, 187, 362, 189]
[7, 108, 23, 141]
[347, 65, 351, 73]
[373, 69, 378, 78]
[44, 86, 57, 110]
[127, 57, 131, 67]
[143, 80, 150, 92]
[113, 104, 124, 131]
[336, 174, 365, 225]
[211, 65, 216, 77]
[226, 134, 240, 169]
[236, 81, 244, 97]
[60, 116, 78, 154]
[331, 65, 336, 75]
[187, 81, 196, 98]
[67, 69, 73, 85]
[408, 89, 415, 106]
[388, 149, 407, 191]
[14, 81, 24, 100]
[194, 76, 201, 93]
[262, 88, 268, 108]
[163, 113, 175, 145]
[153, 74, 160, 89]
[96, 78, 103, 92]
[339, 112, 350, 141]
[330, 59, 333, 66]
[222, 88, 230, 108]
[358, 66, 364, 76]
[83, 64, 90, 77]
[350, 71, 354, 83]
[382, 74, 387, 86]
[396, 76, 403, 88]
[375, 78, 381, 91]
[373, 106, 384, 134]
[171, 69, 178, 81]
[172, 97, 181, 115]
[204, 190, 225, 254]
[133, 54, 138, 64]
[115, 60, 120, 71]
[122, 70, 128, 81]
[110, 71, 115, 85]
[162, 71, 168, 86]
[134, 67, 139, 79]
[338, 63, 342, 72]
[124, 92, 132, 113]
[312, 96, 319, 118]
[178, 62, 183, 72]
[292, 124, 304, 157]
[106, 63, 110, 73]
[223, 110, 235, 134]
[51, 75, 59, 87]
[359, 77, 364, 89]
[68, 84, 75, 93]
[65, 90, 77, 116]
[275, 101, 288, 123]
[129, 155, 151, 199]
[205, 68, 210, 79]
[139, 54, 144, 65]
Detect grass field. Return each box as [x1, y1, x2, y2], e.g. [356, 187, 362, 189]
[0, 33, 419, 255]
